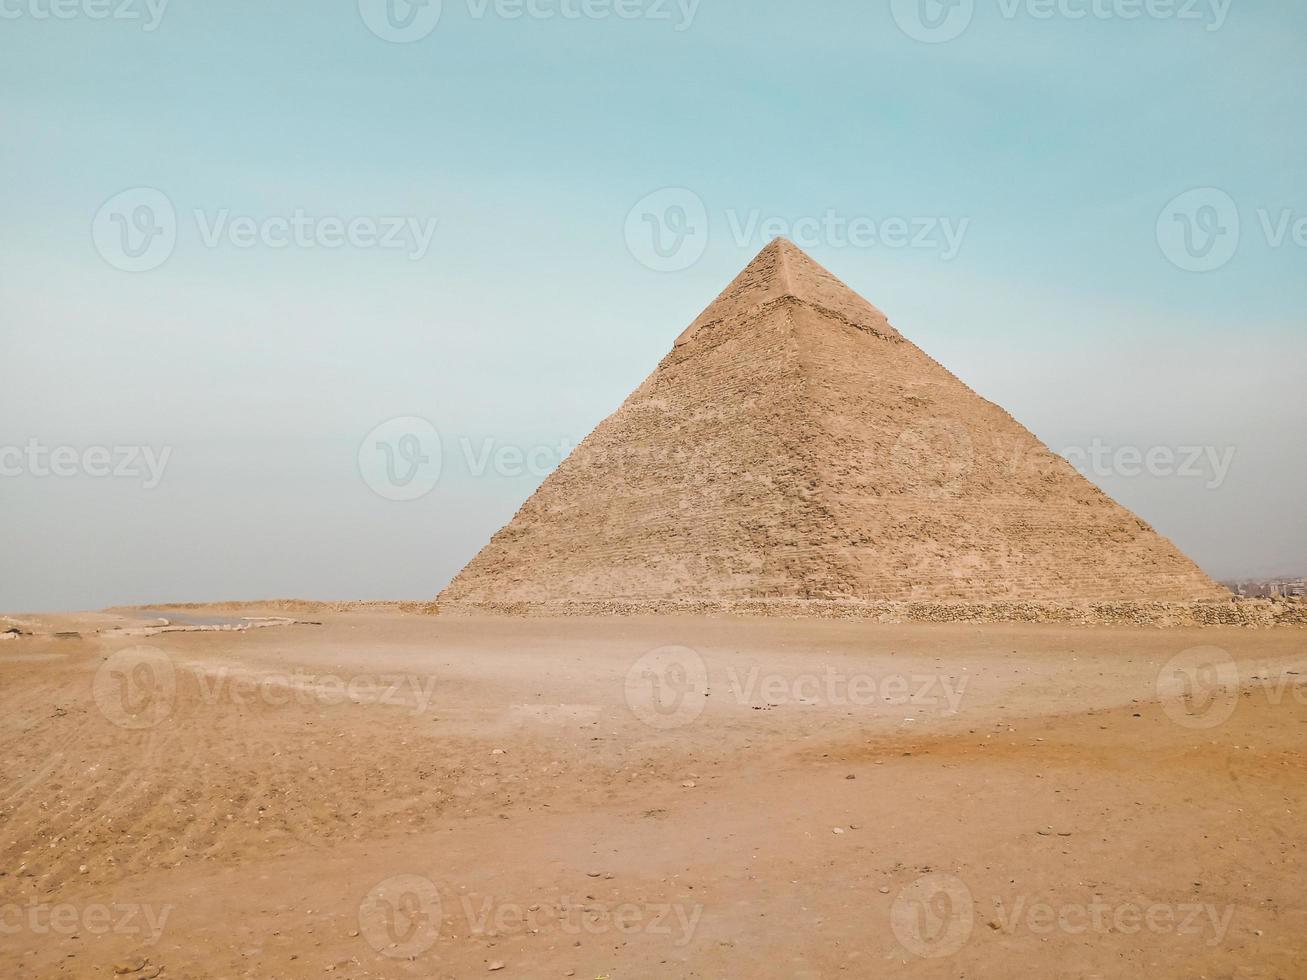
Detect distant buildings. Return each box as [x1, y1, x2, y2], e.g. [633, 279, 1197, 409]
[1223, 579, 1307, 598]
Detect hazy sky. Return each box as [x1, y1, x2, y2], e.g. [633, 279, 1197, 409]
[2, 0, 1304, 611]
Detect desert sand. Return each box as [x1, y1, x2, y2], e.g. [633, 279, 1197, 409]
[2, 605, 1304, 978]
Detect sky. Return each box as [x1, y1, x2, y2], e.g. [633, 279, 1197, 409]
[2, 0, 1304, 611]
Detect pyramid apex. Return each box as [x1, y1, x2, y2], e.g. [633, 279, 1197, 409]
[756, 235, 808, 262]
[674, 236, 900, 347]
[764, 234, 802, 250]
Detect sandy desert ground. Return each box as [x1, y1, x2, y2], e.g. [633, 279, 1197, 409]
[1, 607, 1304, 978]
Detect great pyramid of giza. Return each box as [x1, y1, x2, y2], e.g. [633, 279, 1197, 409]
[439, 238, 1227, 615]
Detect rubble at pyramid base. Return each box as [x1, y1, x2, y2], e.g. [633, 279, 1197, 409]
[437, 596, 1306, 628]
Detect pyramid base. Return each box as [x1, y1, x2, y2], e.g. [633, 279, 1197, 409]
[435, 596, 1306, 628]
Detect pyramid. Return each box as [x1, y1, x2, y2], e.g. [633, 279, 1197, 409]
[439, 238, 1226, 613]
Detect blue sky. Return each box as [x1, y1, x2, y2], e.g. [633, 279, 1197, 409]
[2, 0, 1304, 609]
